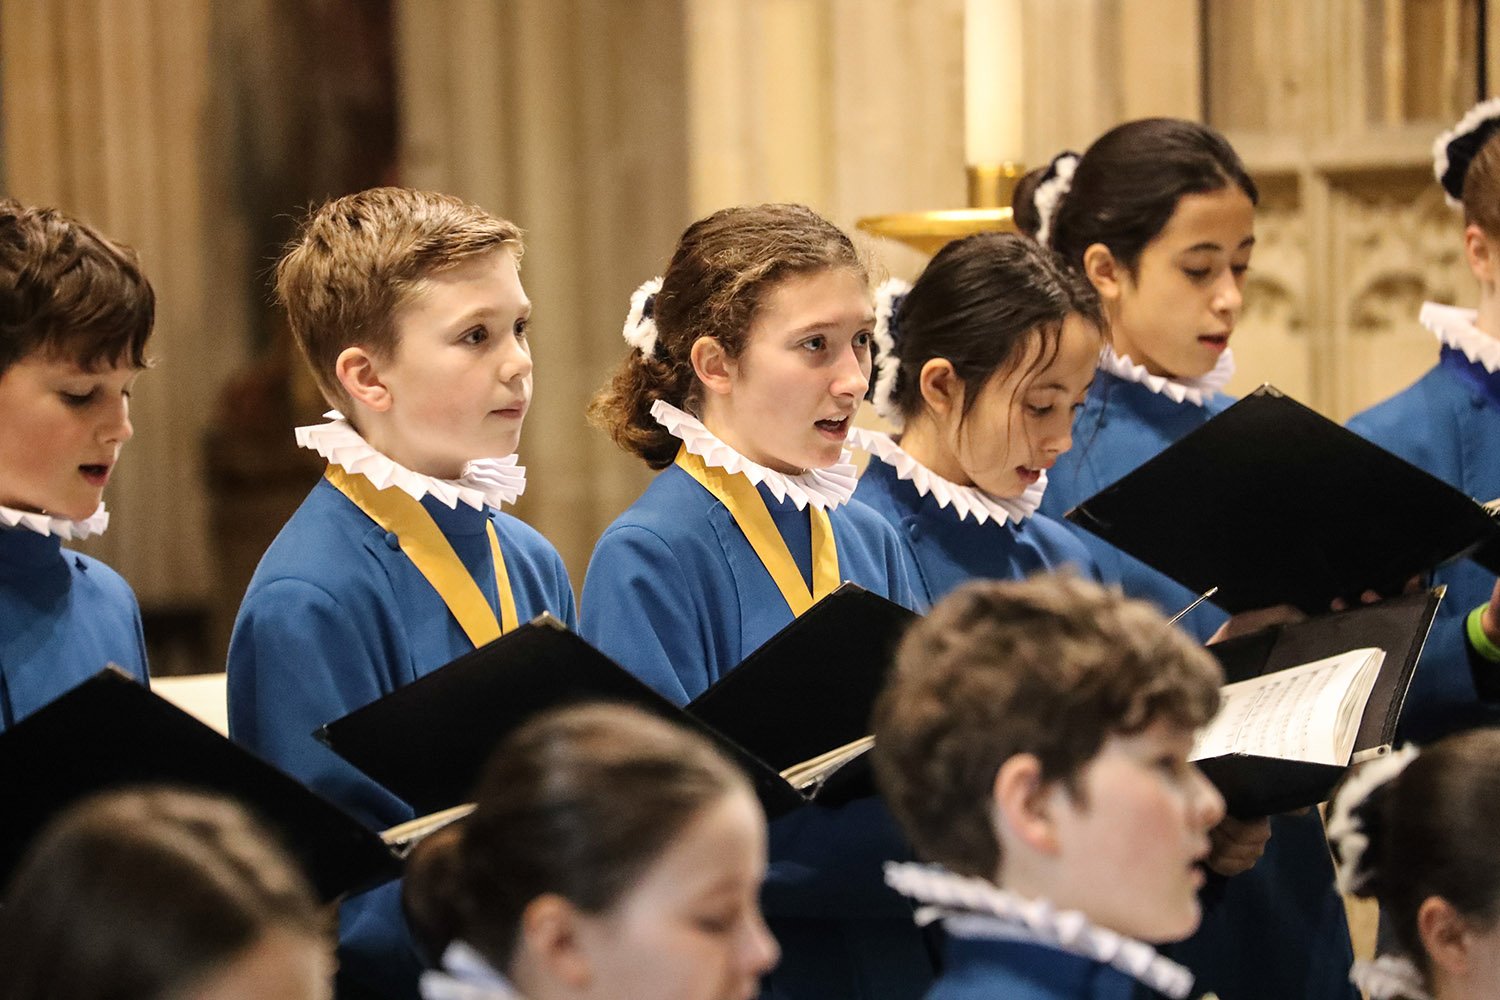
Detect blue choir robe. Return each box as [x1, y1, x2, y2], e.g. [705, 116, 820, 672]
[929, 937, 1144, 1000]
[1038, 371, 1357, 1000]
[580, 463, 935, 1000]
[228, 476, 576, 1000]
[1347, 346, 1500, 742]
[0, 526, 149, 730]
[853, 453, 1098, 608]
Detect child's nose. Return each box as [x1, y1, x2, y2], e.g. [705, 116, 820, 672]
[1191, 766, 1227, 830]
[102, 398, 133, 445]
[1211, 270, 1243, 320]
[500, 340, 533, 382]
[832, 345, 870, 398]
[742, 914, 780, 976]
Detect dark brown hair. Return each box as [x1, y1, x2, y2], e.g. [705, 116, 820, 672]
[882, 232, 1106, 425]
[0, 787, 328, 1000]
[872, 574, 1221, 880]
[1040, 118, 1258, 275]
[588, 203, 867, 469]
[0, 199, 154, 377]
[1462, 130, 1500, 238]
[402, 703, 752, 968]
[1330, 729, 1500, 982]
[276, 187, 523, 408]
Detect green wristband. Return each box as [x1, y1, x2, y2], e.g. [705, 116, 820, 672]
[1468, 603, 1500, 662]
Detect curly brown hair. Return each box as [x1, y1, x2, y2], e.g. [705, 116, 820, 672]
[872, 574, 1221, 880]
[588, 203, 868, 469]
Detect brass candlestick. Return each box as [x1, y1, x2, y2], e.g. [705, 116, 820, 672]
[856, 162, 1023, 256]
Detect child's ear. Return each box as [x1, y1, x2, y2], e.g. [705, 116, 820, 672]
[519, 893, 594, 988]
[335, 346, 392, 412]
[1463, 223, 1498, 287]
[917, 358, 962, 421]
[1417, 895, 1471, 977]
[1082, 243, 1124, 303]
[690, 336, 735, 397]
[993, 753, 1061, 856]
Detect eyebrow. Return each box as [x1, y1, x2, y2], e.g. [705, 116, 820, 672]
[448, 301, 533, 327]
[1181, 235, 1257, 254]
[786, 316, 875, 337]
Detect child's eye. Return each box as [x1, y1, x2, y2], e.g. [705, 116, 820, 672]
[853, 330, 873, 350]
[1230, 263, 1250, 277]
[460, 326, 489, 346]
[1182, 267, 1211, 282]
[1026, 404, 1055, 417]
[514, 318, 529, 339]
[693, 913, 736, 936]
[60, 390, 96, 406]
[801, 335, 826, 352]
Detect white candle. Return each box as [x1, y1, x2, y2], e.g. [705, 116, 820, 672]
[964, 0, 1024, 166]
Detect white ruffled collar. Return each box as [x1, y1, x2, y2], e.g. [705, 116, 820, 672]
[295, 411, 525, 511]
[420, 942, 524, 1000]
[1099, 346, 1235, 407]
[0, 503, 109, 541]
[850, 428, 1044, 525]
[884, 862, 1195, 1000]
[1419, 301, 1500, 374]
[651, 399, 857, 511]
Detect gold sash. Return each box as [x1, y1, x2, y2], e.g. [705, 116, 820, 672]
[325, 465, 518, 646]
[674, 445, 839, 616]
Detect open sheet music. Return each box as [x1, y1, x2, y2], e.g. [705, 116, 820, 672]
[1191, 648, 1385, 767]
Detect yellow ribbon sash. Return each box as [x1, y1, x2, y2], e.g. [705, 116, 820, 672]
[674, 446, 840, 616]
[325, 465, 518, 647]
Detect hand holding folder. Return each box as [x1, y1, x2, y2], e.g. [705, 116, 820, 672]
[1191, 589, 1441, 817]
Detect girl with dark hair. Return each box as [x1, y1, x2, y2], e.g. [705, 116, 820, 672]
[1346, 100, 1500, 744]
[1029, 118, 1356, 1000]
[0, 787, 331, 1000]
[1326, 729, 1500, 1000]
[404, 703, 778, 1000]
[850, 232, 1105, 604]
[581, 203, 933, 1000]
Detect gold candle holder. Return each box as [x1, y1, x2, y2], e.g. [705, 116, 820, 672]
[856, 162, 1023, 257]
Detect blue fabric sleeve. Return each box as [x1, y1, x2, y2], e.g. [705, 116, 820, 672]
[227, 578, 422, 999]
[580, 524, 712, 704]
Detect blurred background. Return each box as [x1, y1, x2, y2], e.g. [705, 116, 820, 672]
[0, 0, 1491, 673]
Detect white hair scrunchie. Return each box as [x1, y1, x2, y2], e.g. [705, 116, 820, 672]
[870, 277, 913, 426]
[622, 276, 664, 360]
[1325, 743, 1420, 896]
[1033, 152, 1080, 249]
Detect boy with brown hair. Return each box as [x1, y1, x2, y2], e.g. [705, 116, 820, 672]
[0, 199, 153, 727]
[872, 575, 1226, 1000]
[228, 187, 575, 1000]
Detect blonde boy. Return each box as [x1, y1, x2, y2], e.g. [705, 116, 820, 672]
[872, 575, 1225, 1000]
[0, 200, 153, 727]
[228, 188, 574, 1000]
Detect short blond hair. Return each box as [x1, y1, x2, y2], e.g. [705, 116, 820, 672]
[276, 187, 523, 406]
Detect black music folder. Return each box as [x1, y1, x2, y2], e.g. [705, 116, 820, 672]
[318, 584, 918, 819]
[1192, 589, 1441, 817]
[1066, 385, 1500, 615]
[0, 668, 399, 902]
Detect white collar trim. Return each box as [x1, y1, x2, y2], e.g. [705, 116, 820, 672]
[850, 428, 1044, 525]
[420, 942, 524, 1000]
[650, 399, 857, 511]
[1099, 346, 1235, 407]
[295, 411, 525, 511]
[884, 862, 1195, 1000]
[1419, 302, 1500, 374]
[0, 503, 109, 540]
